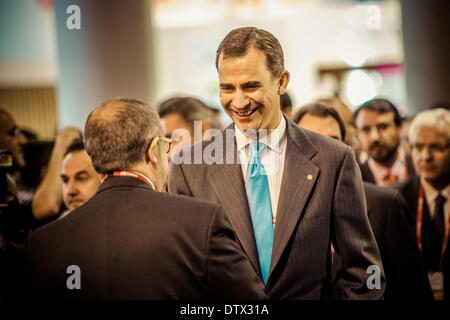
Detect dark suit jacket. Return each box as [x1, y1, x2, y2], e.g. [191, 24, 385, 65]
[168, 118, 385, 300]
[24, 176, 267, 300]
[359, 154, 416, 184]
[362, 182, 432, 299]
[394, 177, 450, 300]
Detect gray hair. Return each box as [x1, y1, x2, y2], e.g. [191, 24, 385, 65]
[84, 98, 163, 173]
[409, 108, 450, 143]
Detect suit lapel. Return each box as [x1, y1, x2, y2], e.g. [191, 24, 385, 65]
[207, 126, 260, 272]
[269, 119, 319, 279]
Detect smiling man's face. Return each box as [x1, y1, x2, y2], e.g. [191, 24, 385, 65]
[218, 48, 288, 132]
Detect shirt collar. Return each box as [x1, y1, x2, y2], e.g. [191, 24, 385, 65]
[235, 112, 286, 154]
[421, 177, 450, 203]
[368, 147, 407, 183]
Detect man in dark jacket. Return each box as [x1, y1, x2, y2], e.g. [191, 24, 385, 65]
[24, 98, 267, 300]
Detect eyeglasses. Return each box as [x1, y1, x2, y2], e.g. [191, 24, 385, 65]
[146, 136, 173, 156]
[7, 126, 20, 137]
[159, 136, 173, 154]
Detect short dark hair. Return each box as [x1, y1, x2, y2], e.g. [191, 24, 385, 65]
[158, 97, 219, 129]
[280, 92, 292, 112]
[84, 98, 163, 173]
[352, 98, 402, 127]
[294, 103, 346, 141]
[64, 139, 85, 157]
[216, 27, 284, 78]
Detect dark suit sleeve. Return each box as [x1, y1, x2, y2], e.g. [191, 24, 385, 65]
[383, 190, 433, 299]
[332, 147, 386, 299]
[206, 205, 268, 300]
[167, 154, 193, 197]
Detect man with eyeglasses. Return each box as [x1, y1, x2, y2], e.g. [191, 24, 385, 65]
[25, 98, 267, 299]
[393, 108, 450, 300]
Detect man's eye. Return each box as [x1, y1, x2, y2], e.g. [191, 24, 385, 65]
[76, 174, 89, 181]
[377, 123, 389, 130]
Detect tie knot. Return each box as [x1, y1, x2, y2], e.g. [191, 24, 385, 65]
[249, 141, 266, 157]
[436, 194, 447, 206]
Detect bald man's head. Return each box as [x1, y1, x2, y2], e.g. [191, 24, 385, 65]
[84, 98, 163, 173]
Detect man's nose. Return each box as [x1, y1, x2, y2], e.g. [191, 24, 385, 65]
[369, 127, 380, 141]
[420, 146, 433, 162]
[66, 180, 79, 196]
[232, 89, 249, 109]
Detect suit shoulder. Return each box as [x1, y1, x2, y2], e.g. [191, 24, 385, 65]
[364, 182, 406, 211]
[392, 177, 417, 194]
[158, 191, 222, 214]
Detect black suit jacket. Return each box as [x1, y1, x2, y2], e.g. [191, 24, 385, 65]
[24, 176, 267, 300]
[363, 182, 432, 299]
[359, 154, 416, 184]
[393, 177, 449, 300]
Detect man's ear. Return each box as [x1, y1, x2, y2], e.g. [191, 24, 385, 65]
[201, 122, 212, 138]
[278, 70, 290, 95]
[147, 137, 160, 164]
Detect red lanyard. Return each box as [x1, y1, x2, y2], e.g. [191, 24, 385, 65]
[416, 184, 450, 267]
[101, 170, 155, 190]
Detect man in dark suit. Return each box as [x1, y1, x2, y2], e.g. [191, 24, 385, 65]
[393, 108, 450, 300]
[295, 102, 432, 299]
[24, 98, 267, 300]
[353, 99, 416, 186]
[168, 27, 385, 299]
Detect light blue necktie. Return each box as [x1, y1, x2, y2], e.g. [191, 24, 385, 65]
[245, 141, 274, 284]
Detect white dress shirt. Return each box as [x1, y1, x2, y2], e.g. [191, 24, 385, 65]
[235, 113, 287, 225]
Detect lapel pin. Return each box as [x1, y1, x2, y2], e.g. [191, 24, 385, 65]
[307, 174, 313, 180]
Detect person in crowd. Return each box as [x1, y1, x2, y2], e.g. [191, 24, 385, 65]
[400, 116, 413, 157]
[205, 104, 224, 131]
[17, 128, 38, 146]
[31, 127, 83, 221]
[0, 109, 27, 204]
[316, 97, 355, 148]
[353, 98, 416, 186]
[0, 109, 33, 299]
[0, 109, 25, 170]
[158, 96, 221, 156]
[393, 108, 450, 300]
[280, 92, 293, 119]
[168, 27, 384, 299]
[295, 102, 432, 299]
[58, 140, 102, 219]
[25, 98, 267, 300]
